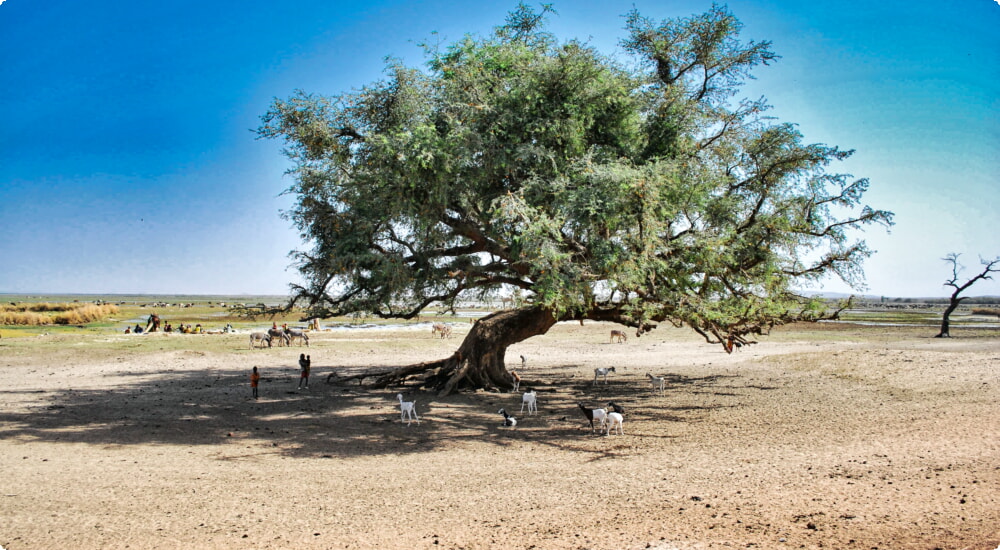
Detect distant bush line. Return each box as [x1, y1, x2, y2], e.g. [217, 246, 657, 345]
[0, 303, 120, 326]
[971, 308, 1000, 318]
[879, 297, 1000, 305]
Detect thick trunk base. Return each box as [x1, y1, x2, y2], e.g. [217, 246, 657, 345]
[370, 307, 557, 395]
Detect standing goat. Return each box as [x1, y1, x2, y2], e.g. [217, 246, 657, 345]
[610, 330, 627, 343]
[397, 393, 419, 425]
[606, 412, 624, 436]
[520, 389, 537, 415]
[593, 366, 616, 385]
[510, 370, 521, 392]
[646, 373, 666, 394]
[606, 401, 625, 416]
[498, 408, 517, 427]
[578, 403, 607, 433]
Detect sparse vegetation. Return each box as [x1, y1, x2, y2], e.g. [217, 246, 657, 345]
[972, 307, 1000, 319]
[0, 294, 465, 338]
[0, 302, 119, 326]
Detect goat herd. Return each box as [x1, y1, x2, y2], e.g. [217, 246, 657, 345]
[397, 327, 672, 437]
[493, 365, 650, 437]
[249, 323, 663, 437]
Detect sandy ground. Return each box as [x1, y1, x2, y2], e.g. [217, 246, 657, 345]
[1, 321, 998, 550]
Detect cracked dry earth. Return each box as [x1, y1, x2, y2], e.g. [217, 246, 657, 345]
[1, 321, 998, 549]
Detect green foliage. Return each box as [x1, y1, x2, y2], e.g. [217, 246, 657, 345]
[259, 3, 893, 343]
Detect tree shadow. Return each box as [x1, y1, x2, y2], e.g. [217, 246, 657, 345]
[0, 362, 747, 460]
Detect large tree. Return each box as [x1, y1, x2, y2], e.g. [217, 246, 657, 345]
[259, 4, 893, 394]
[935, 253, 1000, 338]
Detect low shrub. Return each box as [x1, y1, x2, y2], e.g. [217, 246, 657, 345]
[971, 308, 1000, 318]
[0, 303, 119, 326]
[0, 311, 47, 325]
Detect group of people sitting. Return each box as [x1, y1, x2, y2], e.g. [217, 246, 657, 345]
[124, 320, 202, 334]
[170, 323, 202, 334]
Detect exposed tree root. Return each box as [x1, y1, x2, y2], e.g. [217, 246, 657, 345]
[327, 307, 559, 396]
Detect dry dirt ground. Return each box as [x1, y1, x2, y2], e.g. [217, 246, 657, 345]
[1, 321, 998, 550]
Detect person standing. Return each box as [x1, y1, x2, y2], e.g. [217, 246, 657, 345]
[250, 366, 261, 399]
[297, 354, 311, 389]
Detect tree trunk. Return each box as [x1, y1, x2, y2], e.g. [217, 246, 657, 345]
[372, 306, 558, 395]
[936, 297, 960, 338]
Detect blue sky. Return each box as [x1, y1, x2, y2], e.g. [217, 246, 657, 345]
[1, 0, 997, 297]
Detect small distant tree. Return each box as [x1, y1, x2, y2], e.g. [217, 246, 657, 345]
[936, 253, 1000, 338]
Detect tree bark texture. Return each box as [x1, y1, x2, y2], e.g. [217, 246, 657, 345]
[372, 306, 558, 395]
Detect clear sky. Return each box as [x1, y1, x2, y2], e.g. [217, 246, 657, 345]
[1, 0, 998, 297]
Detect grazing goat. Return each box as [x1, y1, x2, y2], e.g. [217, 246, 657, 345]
[646, 373, 666, 394]
[249, 332, 271, 349]
[498, 408, 517, 427]
[578, 403, 607, 433]
[510, 370, 521, 392]
[397, 393, 419, 425]
[593, 366, 616, 385]
[606, 401, 625, 416]
[284, 328, 310, 347]
[431, 323, 452, 338]
[610, 330, 627, 344]
[521, 389, 537, 415]
[606, 412, 624, 436]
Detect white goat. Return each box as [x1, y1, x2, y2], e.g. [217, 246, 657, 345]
[593, 366, 616, 385]
[498, 408, 517, 427]
[646, 372, 666, 394]
[606, 412, 624, 436]
[591, 408, 608, 431]
[397, 393, 419, 425]
[520, 389, 537, 415]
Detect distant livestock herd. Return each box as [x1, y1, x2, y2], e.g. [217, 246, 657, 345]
[249, 327, 310, 349]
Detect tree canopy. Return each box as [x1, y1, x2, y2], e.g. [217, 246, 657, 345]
[259, 3, 893, 352]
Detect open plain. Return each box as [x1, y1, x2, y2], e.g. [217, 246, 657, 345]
[1, 319, 998, 549]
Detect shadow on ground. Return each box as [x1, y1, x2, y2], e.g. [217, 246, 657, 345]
[0, 363, 746, 459]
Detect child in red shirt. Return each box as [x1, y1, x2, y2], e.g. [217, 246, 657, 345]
[250, 366, 261, 399]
